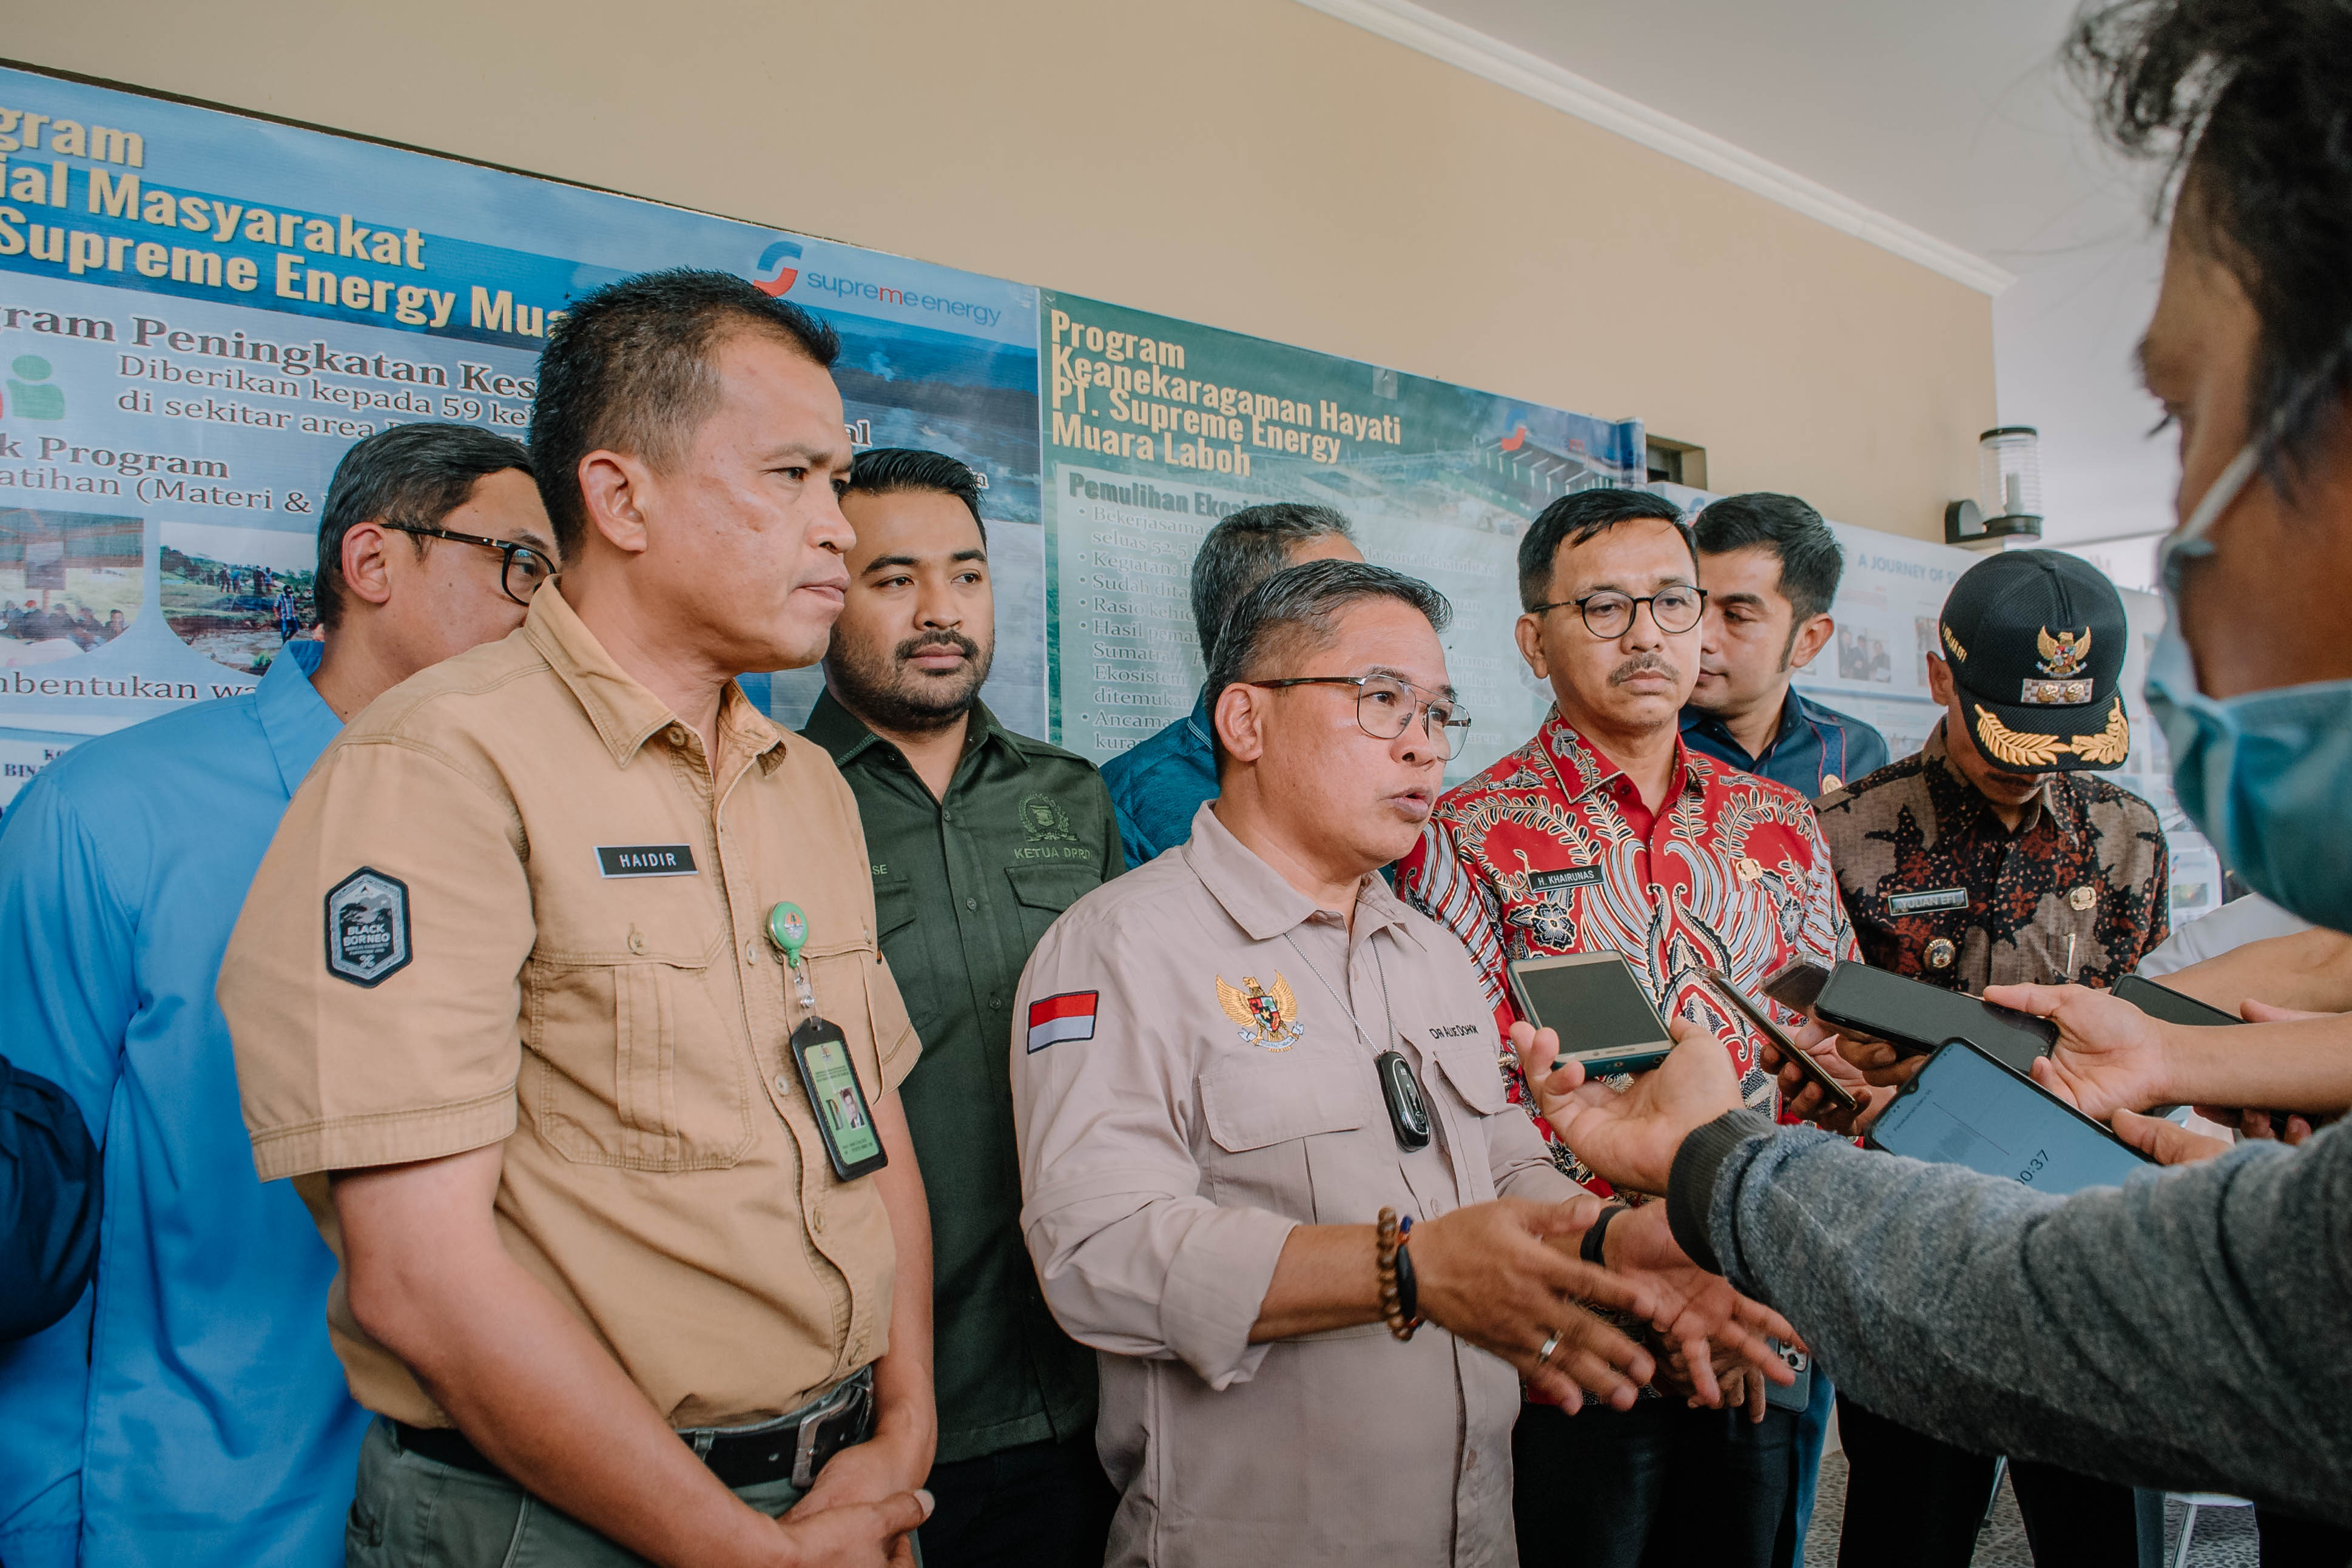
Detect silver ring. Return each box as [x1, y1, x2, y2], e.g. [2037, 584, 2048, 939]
[1536, 1331, 1562, 1367]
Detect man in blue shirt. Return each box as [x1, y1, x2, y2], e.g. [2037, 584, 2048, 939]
[1099, 503, 1360, 864]
[1680, 492, 1889, 801]
[0, 422, 553, 1568]
[1673, 489, 1883, 1568]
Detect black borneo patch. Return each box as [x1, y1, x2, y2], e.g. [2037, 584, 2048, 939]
[325, 867, 412, 988]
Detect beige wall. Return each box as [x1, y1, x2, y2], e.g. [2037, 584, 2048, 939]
[9, 0, 1993, 539]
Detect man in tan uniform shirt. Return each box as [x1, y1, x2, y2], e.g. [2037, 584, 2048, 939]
[1011, 560, 1794, 1567]
[223, 272, 935, 1568]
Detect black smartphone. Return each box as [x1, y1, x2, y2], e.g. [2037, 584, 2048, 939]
[789, 1018, 890, 1182]
[1761, 955, 1830, 1014]
[1506, 952, 1676, 1077]
[1690, 966, 1859, 1114]
[1813, 961, 2057, 1075]
[2112, 974, 2243, 1029]
[1868, 1039, 2152, 1193]
[2112, 975, 2280, 1130]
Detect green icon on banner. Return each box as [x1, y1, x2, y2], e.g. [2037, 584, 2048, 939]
[766, 901, 809, 968]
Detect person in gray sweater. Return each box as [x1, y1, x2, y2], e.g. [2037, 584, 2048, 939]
[1517, 0, 2352, 1536]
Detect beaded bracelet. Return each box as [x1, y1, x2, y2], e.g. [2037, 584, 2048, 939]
[1376, 1207, 1421, 1341]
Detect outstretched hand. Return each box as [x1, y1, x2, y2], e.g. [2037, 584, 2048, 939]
[1602, 1201, 1800, 1408]
[1514, 1020, 1746, 1196]
[1990, 981, 2175, 1120]
[1410, 1196, 1660, 1410]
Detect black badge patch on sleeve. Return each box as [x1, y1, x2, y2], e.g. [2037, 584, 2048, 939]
[325, 868, 412, 988]
[595, 844, 698, 878]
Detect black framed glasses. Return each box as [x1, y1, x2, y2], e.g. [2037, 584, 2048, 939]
[1528, 585, 1707, 638]
[1247, 674, 1472, 760]
[382, 522, 554, 606]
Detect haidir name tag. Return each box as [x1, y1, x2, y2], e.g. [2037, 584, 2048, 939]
[596, 844, 699, 878]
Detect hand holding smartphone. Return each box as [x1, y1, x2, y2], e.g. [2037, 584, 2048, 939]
[1690, 965, 1860, 1116]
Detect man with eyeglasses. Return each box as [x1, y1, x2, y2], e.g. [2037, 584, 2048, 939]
[1397, 487, 1855, 1568]
[1009, 556, 1797, 1567]
[0, 422, 549, 1568]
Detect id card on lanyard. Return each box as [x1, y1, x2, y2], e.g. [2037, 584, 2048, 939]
[767, 902, 889, 1181]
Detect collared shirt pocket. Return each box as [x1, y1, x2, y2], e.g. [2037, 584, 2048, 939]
[1196, 1045, 1378, 1224]
[1428, 1043, 1514, 1203]
[1005, 863, 1100, 951]
[525, 932, 755, 1172]
[873, 872, 918, 944]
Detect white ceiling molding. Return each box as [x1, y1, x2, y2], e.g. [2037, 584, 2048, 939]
[1292, 0, 2017, 297]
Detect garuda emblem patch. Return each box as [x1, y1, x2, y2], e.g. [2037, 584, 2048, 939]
[1216, 972, 1304, 1049]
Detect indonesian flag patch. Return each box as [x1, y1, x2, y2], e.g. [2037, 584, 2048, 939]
[1026, 991, 1099, 1054]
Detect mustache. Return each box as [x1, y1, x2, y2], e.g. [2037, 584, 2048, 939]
[1608, 654, 1680, 687]
[895, 630, 981, 663]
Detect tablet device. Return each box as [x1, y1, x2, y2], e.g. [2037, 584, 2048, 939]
[1813, 961, 2057, 1074]
[1867, 1039, 2152, 1194]
[1506, 952, 1675, 1077]
[1690, 966, 1859, 1114]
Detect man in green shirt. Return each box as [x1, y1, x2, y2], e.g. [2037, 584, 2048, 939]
[803, 448, 1122, 1568]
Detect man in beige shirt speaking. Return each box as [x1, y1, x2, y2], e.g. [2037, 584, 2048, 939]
[1010, 559, 1794, 1566]
[221, 272, 935, 1568]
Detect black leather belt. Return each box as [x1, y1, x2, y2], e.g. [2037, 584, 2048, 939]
[394, 1366, 876, 1492]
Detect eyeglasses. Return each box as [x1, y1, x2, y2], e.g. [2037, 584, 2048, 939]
[1528, 585, 1707, 639]
[382, 522, 554, 606]
[1247, 674, 1472, 760]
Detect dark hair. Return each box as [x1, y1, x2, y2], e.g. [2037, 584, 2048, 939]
[1206, 559, 1452, 760]
[844, 447, 986, 542]
[314, 422, 532, 628]
[530, 268, 841, 560]
[1515, 488, 1695, 611]
[1189, 503, 1356, 662]
[2068, 0, 2352, 484]
[1692, 491, 1843, 622]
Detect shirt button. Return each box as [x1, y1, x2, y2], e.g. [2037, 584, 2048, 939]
[666, 725, 687, 747]
[811, 1210, 827, 1234]
[627, 930, 645, 954]
[989, 997, 1003, 1010]
[747, 940, 762, 964]
[942, 809, 953, 823]
[774, 1073, 792, 1095]
[966, 897, 978, 911]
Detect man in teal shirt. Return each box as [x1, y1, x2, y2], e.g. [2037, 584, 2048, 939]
[0, 423, 552, 1568]
[803, 448, 1120, 1567]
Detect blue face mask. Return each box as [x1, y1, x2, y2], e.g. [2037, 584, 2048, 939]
[2145, 442, 2352, 932]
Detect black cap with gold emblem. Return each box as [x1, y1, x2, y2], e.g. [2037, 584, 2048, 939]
[1937, 549, 2130, 773]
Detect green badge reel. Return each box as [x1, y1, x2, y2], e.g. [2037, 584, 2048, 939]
[766, 901, 886, 1180]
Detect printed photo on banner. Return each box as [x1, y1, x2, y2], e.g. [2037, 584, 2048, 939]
[1, 505, 143, 668]
[160, 520, 315, 675]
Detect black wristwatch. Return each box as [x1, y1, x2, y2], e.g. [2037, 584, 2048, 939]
[1579, 1202, 1629, 1267]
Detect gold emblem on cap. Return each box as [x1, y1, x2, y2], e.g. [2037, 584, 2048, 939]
[2037, 625, 2092, 678]
[1972, 705, 2067, 769]
[2069, 886, 2098, 911]
[1973, 698, 2129, 769]
[1941, 624, 1968, 663]
[1926, 938, 1956, 969]
[2068, 696, 2131, 765]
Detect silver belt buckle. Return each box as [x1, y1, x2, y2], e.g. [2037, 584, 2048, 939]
[789, 1367, 872, 1488]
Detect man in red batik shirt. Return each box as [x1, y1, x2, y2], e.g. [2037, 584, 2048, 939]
[1398, 488, 1859, 1568]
